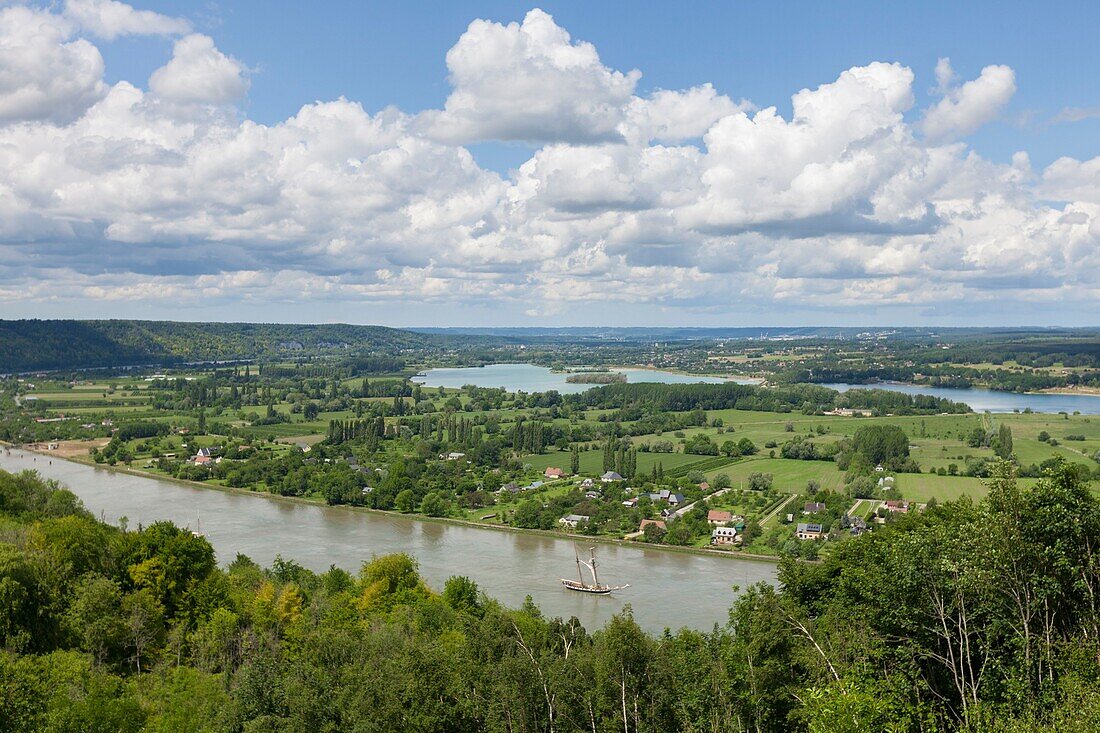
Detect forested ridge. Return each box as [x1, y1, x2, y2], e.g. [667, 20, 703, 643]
[3, 461, 1100, 731]
[0, 320, 456, 372]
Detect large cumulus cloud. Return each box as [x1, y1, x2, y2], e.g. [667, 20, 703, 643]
[1, 2, 1098, 323]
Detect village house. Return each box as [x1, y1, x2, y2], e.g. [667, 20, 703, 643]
[584, 490, 602, 500]
[639, 518, 666, 532]
[711, 526, 739, 545]
[803, 502, 827, 514]
[601, 471, 623, 482]
[883, 500, 911, 513]
[698, 481, 710, 491]
[621, 497, 639, 508]
[558, 514, 590, 529]
[796, 523, 824, 540]
[579, 477, 595, 488]
[544, 467, 565, 478]
[441, 451, 466, 461]
[645, 488, 686, 506]
[841, 515, 869, 536]
[707, 509, 734, 526]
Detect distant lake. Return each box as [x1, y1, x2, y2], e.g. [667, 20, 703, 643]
[822, 382, 1100, 414]
[413, 363, 754, 394]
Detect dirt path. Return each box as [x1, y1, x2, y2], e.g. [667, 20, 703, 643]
[759, 493, 798, 528]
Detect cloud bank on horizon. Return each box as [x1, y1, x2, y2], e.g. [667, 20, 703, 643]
[0, 2, 1097, 324]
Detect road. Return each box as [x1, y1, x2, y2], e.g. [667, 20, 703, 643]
[672, 485, 736, 518]
[758, 494, 798, 528]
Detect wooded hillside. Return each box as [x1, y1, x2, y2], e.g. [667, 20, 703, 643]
[0, 320, 453, 372]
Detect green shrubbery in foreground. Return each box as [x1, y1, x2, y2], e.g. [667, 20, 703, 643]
[2, 462, 1100, 732]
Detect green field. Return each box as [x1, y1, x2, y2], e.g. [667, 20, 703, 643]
[13, 371, 1099, 515]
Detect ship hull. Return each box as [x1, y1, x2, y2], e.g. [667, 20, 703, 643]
[560, 579, 613, 594]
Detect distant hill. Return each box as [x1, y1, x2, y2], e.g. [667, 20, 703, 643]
[0, 320, 459, 373]
[411, 325, 1098, 345]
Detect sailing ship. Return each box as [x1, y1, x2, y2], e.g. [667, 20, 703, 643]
[561, 546, 629, 595]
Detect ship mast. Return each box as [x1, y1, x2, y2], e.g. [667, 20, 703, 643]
[575, 547, 584, 584]
[589, 547, 599, 586]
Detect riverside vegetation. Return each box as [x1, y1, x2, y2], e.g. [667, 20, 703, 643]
[3, 362, 1098, 559]
[4, 461, 1100, 731]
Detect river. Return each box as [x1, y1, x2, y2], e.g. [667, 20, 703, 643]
[411, 363, 753, 395]
[822, 382, 1100, 414]
[0, 449, 775, 633]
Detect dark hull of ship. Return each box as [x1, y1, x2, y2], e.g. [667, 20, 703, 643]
[561, 579, 613, 595]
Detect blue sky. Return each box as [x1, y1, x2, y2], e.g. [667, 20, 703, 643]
[105, 1, 1100, 169]
[2, 1, 1100, 326]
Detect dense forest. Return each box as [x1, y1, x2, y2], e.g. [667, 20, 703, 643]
[0, 320, 463, 373]
[3, 461, 1100, 731]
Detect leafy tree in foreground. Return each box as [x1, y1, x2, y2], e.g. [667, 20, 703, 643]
[1, 464, 1100, 731]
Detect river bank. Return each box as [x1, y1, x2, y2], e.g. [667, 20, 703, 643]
[1032, 386, 1100, 397]
[0, 445, 778, 632]
[2, 441, 781, 564]
[605, 363, 765, 383]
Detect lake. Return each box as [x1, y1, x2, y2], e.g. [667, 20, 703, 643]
[412, 363, 752, 394]
[0, 448, 775, 633]
[411, 364, 1100, 413]
[822, 382, 1100, 414]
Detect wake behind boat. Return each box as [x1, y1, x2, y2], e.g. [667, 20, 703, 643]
[561, 546, 629, 595]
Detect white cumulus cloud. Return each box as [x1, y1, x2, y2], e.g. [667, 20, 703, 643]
[0, 3, 1098, 325]
[0, 5, 106, 124]
[421, 8, 640, 144]
[64, 0, 189, 40]
[922, 60, 1016, 142]
[149, 34, 249, 107]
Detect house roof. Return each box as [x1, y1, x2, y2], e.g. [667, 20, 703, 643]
[804, 502, 827, 513]
[708, 510, 733, 522]
[640, 519, 666, 530]
[797, 523, 823, 533]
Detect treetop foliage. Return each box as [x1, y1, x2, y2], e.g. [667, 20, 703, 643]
[3, 460, 1100, 731]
